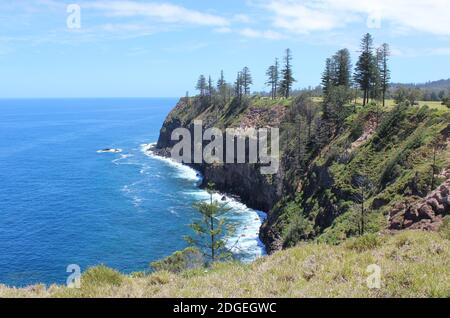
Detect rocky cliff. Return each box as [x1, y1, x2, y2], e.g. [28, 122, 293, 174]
[155, 98, 284, 210]
[155, 96, 450, 253]
[389, 167, 450, 231]
[154, 97, 289, 251]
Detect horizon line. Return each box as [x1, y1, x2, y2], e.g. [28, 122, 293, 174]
[0, 96, 182, 100]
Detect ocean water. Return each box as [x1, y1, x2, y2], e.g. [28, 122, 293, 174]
[0, 98, 266, 287]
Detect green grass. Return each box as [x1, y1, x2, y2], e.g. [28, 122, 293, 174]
[358, 98, 449, 113]
[1, 231, 448, 298]
[250, 96, 293, 108]
[344, 233, 382, 252]
[440, 216, 450, 241]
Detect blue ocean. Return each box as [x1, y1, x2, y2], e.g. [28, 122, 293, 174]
[0, 98, 265, 287]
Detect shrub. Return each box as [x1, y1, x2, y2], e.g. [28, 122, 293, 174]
[151, 247, 204, 273]
[130, 272, 146, 278]
[283, 213, 314, 248]
[349, 120, 364, 141]
[82, 265, 123, 287]
[379, 149, 403, 186]
[147, 271, 173, 285]
[379, 129, 424, 187]
[345, 233, 382, 252]
[441, 93, 450, 108]
[372, 102, 408, 151]
[393, 87, 422, 106]
[416, 105, 430, 122]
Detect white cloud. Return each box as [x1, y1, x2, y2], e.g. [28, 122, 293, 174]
[233, 14, 252, 24]
[264, 0, 450, 36]
[239, 28, 285, 40]
[163, 42, 208, 53]
[214, 27, 233, 34]
[84, 1, 229, 27]
[428, 48, 450, 56]
[265, 0, 356, 34]
[392, 46, 450, 57]
[100, 23, 154, 33]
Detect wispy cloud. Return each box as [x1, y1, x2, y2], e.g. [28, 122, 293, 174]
[239, 28, 286, 40]
[214, 27, 233, 34]
[84, 1, 229, 27]
[2, 0, 450, 55]
[0, 0, 231, 51]
[392, 46, 450, 57]
[262, 0, 450, 36]
[233, 14, 252, 24]
[163, 42, 209, 54]
[264, 0, 356, 34]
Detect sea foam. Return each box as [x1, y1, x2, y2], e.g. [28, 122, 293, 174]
[140, 143, 267, 261]
[141, 143, 201, 183]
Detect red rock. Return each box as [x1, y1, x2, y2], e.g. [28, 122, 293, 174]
[427, 198, 445, 214]
[418, 204, 434, 219]
[388, 176, 450, 230]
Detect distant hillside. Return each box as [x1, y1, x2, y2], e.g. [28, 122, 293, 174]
[391, 79, 450, 92]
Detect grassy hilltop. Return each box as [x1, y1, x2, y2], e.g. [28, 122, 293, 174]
[1, 230, 448, 298]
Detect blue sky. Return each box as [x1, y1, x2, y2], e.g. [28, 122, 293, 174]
[0, 0, 449, 98]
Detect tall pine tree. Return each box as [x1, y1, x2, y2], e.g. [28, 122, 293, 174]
[279, 49, 295, 98]
[354, 33, 376, 106]
[321, 58, 335, 98]
[265, 59, 279, 100]
[207, 76, 214, 102]
[334, 49, 352, 88]
[217, 70, 228, 105]
[241, 67, 253, 96]
[196, 75, 207, 97]
[377, 43, 391, 107]
[234, 72, 243, 101]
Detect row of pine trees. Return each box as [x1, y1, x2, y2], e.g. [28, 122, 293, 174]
[194, 48, 296, 104]
[322, 33, 391, 107]
[193, 33, 391, 108]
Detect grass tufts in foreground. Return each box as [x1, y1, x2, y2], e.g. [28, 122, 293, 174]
[0, 230, 448, 298]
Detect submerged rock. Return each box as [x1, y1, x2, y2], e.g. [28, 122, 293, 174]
[97, 148, 123, 154]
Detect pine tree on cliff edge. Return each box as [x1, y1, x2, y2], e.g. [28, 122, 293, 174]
[354, 33, 376, 106]
[196, 75, 207, 97]
[241, 67, 253, 96]
[377, 43, 391, 107]
[266, 58, 279, 99]
[280, 48, 295, 98]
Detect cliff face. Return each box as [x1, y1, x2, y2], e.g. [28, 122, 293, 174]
[156, 96, 450, 253]
[155, 97, 289, 251]
[156, 100, 281, 212]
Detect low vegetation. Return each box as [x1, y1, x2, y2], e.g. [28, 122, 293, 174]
[0, 231, 448, 298]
